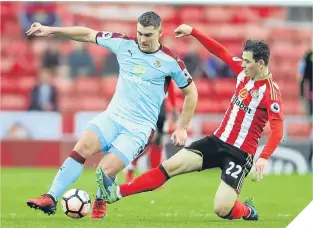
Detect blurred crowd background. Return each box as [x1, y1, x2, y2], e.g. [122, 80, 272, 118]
[1, 2, 312, 144]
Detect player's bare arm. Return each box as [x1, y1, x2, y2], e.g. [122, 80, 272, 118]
[171, 81, 198, 146]
[179, 81, 198, 129]
[26, 22, 98, 43]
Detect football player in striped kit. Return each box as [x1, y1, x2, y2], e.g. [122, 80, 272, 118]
[100, 24, 284, 222]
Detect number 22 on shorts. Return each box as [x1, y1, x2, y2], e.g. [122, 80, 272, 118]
[225, 162, 242, 179]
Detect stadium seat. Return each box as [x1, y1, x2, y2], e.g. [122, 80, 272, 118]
[282, 99, 302, 115]
[1, 94, 28, 110]
[201, 120, 221, 135]
[17, 77, 37, 94]
[154, 6, 178, 23]
[1, 77, 19, 93]
[287, 122, 311, 138]
[58, 41, 74, 56]
[78, 95, 109, 111]
[54, 77, 74, 95]
[74, 77, 101, 95]
[193, 78, 212, 98]
[196, 98, 225, 113]
[59, 95, 80, 112]
[204, 6, 234, 23]
[179, 6, 204, 22]
[277, 80, 299, 99]
[100, 76, 118, 98]
[211, 78, 236, 99]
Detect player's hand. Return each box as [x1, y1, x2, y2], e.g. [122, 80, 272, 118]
[174, 24, 193, 38]
[251, 158, 268, 182]
[26, 22, 52, 37]
[171, 126, 187, 146]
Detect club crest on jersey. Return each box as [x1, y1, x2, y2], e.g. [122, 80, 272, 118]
[250, 90, 259, 99]
[239, 88, 248, 99]
[270, 102, 280, 113]
[154, 59, 161, 68]
[102, 32, 112, 39]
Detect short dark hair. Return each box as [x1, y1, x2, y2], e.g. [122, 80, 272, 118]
[243, 40, 270, 66]
[137, 11, 161, 28]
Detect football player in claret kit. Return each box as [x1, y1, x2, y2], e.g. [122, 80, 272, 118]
[26, 13, 198, 219]
[100, 24, 284, 222]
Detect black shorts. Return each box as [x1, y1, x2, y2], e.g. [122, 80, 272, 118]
[185, 135, 253, 194]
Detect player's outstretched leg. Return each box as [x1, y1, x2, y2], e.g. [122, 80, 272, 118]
[213, 181, 258, 221]
[98, 148, 203, 204]
[95, 152, 128, 204]
[27, 130, 101, 215]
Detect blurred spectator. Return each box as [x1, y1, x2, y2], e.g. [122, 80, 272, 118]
[297, 47, 313, 170]
[182, 40, 204, 77]
[28, 68, 58, 111]
[298, 48, 313, 121]
[5, 122, 31, 139]
[102, 53, 119, 77]
[42, 39, 63, 74]
[68, 42, 96, 78]
[288, 7, 312, 22]
[203, 55, 234, 79]
[19, 2, 61, 33]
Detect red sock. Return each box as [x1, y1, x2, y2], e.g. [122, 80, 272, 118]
[119, 165, 169, 197]
[149, 144, 162, 169]
[69, 151, 86, 164]
[228, 201, 250, 219]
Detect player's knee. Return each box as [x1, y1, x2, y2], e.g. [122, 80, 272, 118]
[99, 153, 126, 179]
[162, 159, 181, 177]
[101, 166, 117, 179]
[213, 203, 232, 218]
[74, 131, 101, 158]
[162, 149, 202, 177]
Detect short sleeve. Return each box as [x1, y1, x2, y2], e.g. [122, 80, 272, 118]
[171, 57, 193, 89]
[95, 31, 126, 54]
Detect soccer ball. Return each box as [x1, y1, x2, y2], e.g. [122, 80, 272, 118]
[61, 189, 91, 219]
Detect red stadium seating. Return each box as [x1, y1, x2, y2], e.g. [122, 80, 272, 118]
[78, 95, 109, 111]
[1, 2, 311, 139]
[201, 120, 221, 135]
[287, 122, 311, 138]
[74, 77, 101, 95]
[1, 94, 28, 110]
[100, 77, 118, 99]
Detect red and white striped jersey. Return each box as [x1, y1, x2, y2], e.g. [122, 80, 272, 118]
[214, 58, 284, 156]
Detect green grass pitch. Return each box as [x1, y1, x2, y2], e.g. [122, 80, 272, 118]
[1, 168, 312, 228]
